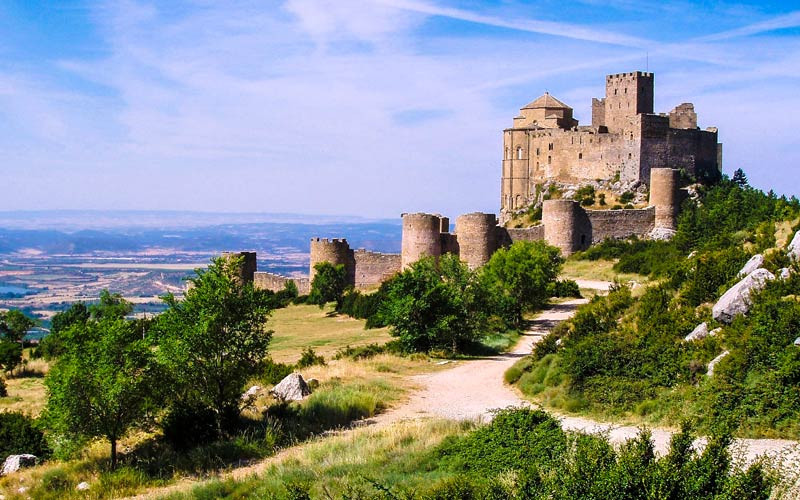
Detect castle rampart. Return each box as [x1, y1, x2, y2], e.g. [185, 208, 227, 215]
[401, 213, 446, 269]
[309, 238, 356, 285]
[221, 251, 257, 285]
[455, 213, 499, 269]
[542, 200, 590, 256]
[650, 168, 681, 230]
[353, 250, 402, 289]
[253, 271, 310, 295]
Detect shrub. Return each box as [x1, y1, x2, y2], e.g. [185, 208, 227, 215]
[261, 358, 295, 385]
[549, 279, 582, 298]
[619, 191, 635, 204]
[296, 347, 325, 369]
[333, 343, 397, 361]
[292, 294, 309, 305]
[161, 402, 220, 451]
[0, 377, 6, 397]
[0, 411, 49, 457]
[300, 382, 382, 429]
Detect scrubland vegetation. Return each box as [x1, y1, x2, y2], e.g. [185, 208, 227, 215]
[509, 175, 800, 438]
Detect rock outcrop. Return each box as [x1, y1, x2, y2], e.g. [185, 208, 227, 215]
[706, 351, 729, 377]
[736, 254, 764, 278]
[1, 454, 37, 476]
[712, 269, 775, 324]
[685, 322, 709, 342]
[788, 231, 800, 260]
[779, 267, 791, 280]
[270, 373, 312, 402]
[648, 227, 676, 241]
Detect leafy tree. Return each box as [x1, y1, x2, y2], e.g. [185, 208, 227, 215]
[308, 262, 349, 310]
[380, 255, 488, 354]
[39, 303, 91, 360]
[482, 241, 563, 327]
[0, 309, 37, 343]
[44, 315, 160, 470]
[0, 340, 23, 373]
[156, 256, 275, 433]
[89, 290, 134, 320]
[732, 168, 748, 187]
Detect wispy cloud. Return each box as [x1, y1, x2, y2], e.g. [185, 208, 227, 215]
[0, 0, 798, 215]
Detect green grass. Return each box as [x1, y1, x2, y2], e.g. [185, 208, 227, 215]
[561, 258, 650, 285]
[267, 304, 392, 364]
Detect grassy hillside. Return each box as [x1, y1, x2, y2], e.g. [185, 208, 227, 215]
[508, 178, 800, 438]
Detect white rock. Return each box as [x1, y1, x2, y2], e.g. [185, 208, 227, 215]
[270, 373, 311, 402]
[736, 254, 764, 278]
[779, 268, 791, 280]
[687, 251, 697, 259]
[243, 385, 261, 398]
[685, 322, 709, 342]
[16, 487, 26, 494]
[707, 351, 730, 377]
[648, 227, 676, 241]
[555, 338, 563, 346]
[76, 481, 90, 491]
[794, 337, 800, 347]
[788, 230, 800, 260]
[708, 327, 722, 338]
[712, 269, 775, 324]
[1, 454, 37, 476]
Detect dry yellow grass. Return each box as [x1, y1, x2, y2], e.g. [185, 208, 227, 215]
[267, 304, 392, 364]
[561, 258, 649, 285]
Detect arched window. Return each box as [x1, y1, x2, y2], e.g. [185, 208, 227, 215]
[628, 153, 632, 159]
[517, 147, 523, 160]
[548, 156, 552, 164]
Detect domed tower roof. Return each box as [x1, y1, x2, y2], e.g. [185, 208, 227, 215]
[522, 92, 572, 110]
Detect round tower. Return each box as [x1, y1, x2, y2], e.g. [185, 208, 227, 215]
[309, 238, 355, 285]
[221, 251, 257, 285]
[455, 212, 498, 269]
[542, 200, 586, 256]
[401, 213, 443, 269]
[649, 168, 680, 230]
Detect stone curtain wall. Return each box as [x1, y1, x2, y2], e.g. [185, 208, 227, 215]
[353, 250, 401, 289]
[254, 272, 310, 295]
[585, 207, 655, 243]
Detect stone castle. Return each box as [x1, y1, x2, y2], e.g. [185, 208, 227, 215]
[230, 71, 718, 293]
[501, 71, 721, 217]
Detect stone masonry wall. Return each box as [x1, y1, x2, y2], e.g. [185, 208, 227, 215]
[585, 207, 655, 244]
[254, 271, 310, 295]
[353, 250, 401, 289]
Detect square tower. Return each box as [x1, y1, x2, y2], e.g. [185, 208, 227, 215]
[603, 71, 654, 133]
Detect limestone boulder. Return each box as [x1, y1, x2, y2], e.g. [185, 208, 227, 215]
[779, 268, 791, 280]
[1, 454, 37, 476]
[77, 482, 90, 491]
[736, 254, 764, 278]
[709, 327, 722, 338]
[649, 227, 676, 241]
[712, 269, 775, 324]
[788, 230, 800, 261]
[706, 351, 729, 377]
[270, 373, 312, 402]
[684, 322, 709, 342]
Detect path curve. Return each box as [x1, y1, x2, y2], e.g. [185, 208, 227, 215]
[373, 298, 799, 470]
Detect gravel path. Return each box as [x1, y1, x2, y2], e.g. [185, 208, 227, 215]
[373, 298, 800, 471]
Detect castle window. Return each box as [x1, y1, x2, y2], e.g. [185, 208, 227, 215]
[536, 162, 539, 170]
[517, 147, 523, 160]
[536, 147, 540, 156]
[548, 143, 553, 151]
[578, 153, 583, 160]
[630, 132, 633, 140]
[628, 153, 632, 159]
[614, 88, 618, 95]
[547, 156, 552, 164]
[624, 87, 627, 94]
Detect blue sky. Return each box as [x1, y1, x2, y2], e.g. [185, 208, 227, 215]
[1, 1, 799, 217]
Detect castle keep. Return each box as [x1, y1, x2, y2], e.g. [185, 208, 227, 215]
[501, 71, 721, 215]
[232, 71, 709, 292]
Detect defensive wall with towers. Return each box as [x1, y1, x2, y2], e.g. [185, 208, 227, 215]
[223, 70, 703, 292]
[235, 166, 682, 293]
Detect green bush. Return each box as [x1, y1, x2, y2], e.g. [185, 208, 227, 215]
[0, 376, 6, 397]
[296, 347, 325, 369]
[261, 358, 295, 385]
[0, 411, 49, 458]
[333, 342, 402, 361]
[161, 402, 220, 451]
[549, 279, 582, 298]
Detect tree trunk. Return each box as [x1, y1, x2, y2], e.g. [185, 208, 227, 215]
[110, 438, 117, 471]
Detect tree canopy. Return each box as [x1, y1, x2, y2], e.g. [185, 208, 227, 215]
[156, 256, 275, 433]
[308, 262, 349, 310]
